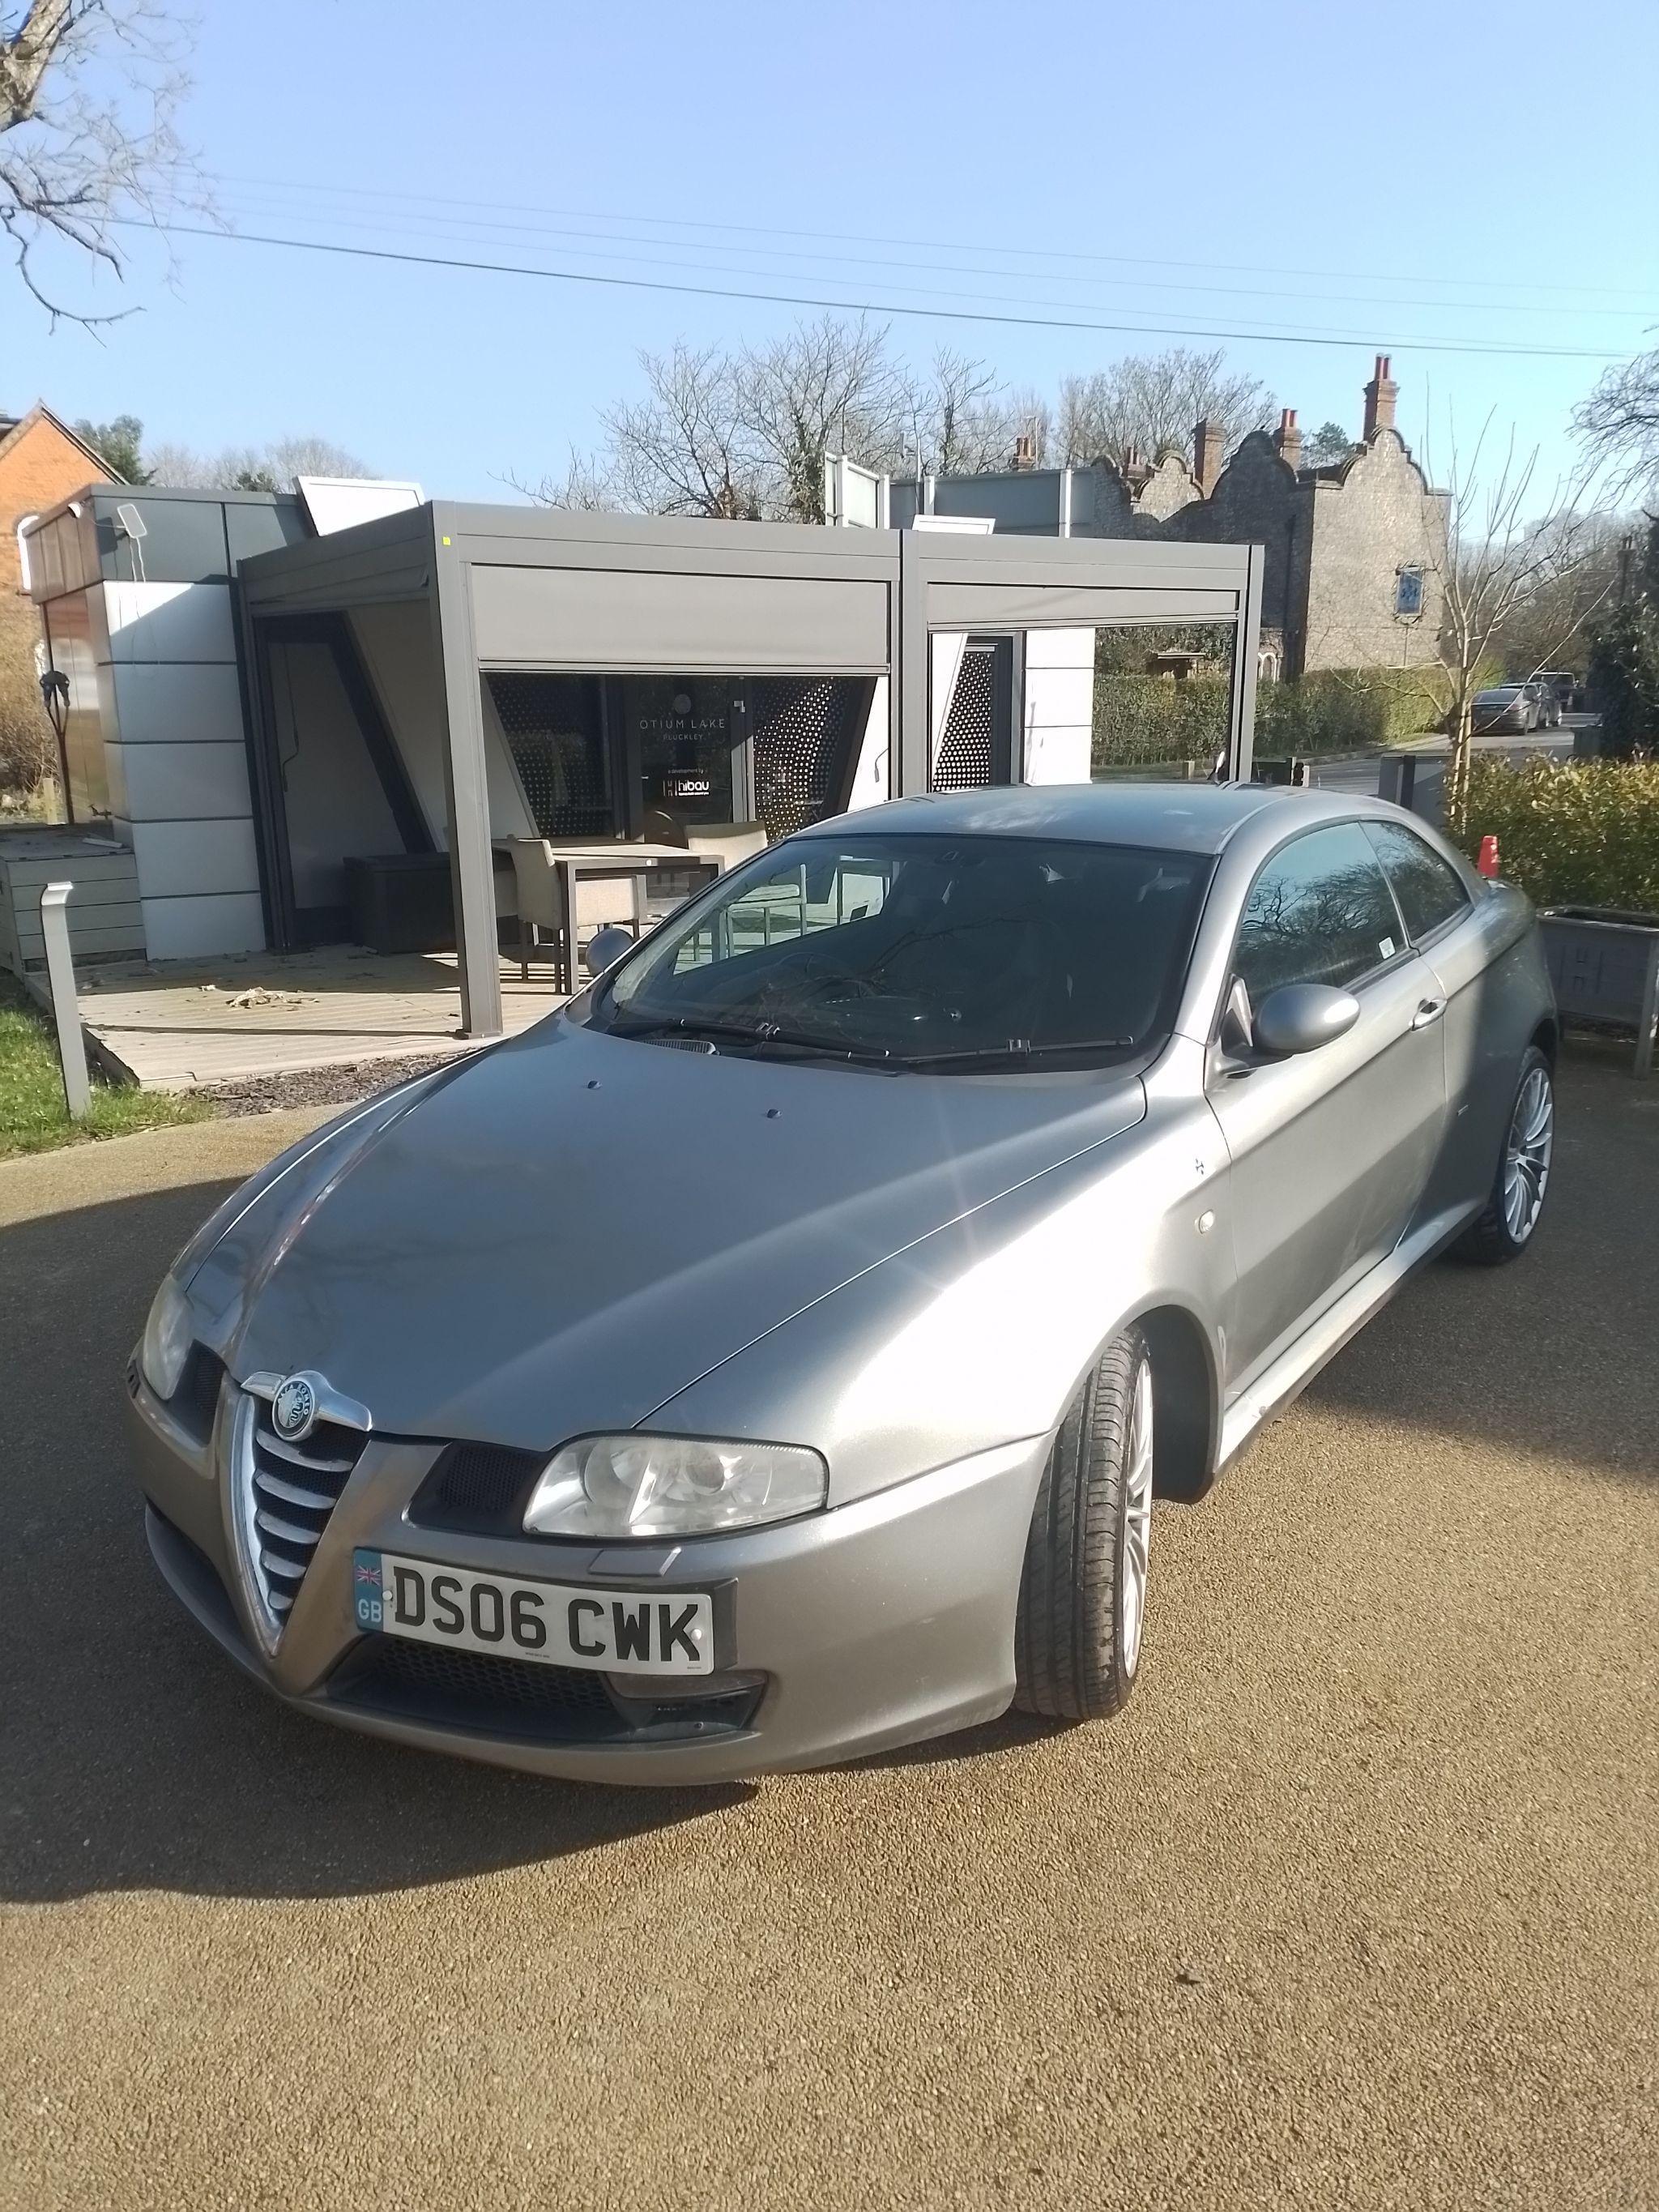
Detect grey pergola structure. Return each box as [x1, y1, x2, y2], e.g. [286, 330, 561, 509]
[238, 503, 1262, 1040]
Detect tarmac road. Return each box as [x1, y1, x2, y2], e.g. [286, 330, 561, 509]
[1, 1062, 1655, 2211]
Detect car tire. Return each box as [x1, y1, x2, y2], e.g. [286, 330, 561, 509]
[1453, 1045, 1555, 1265]
[1013, 1326, 1154, 1722]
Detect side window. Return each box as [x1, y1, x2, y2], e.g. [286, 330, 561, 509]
[1363, 820, 1472, 943]
[1235, 825, 1405, 1001]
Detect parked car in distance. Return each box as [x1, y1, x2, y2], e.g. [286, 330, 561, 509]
[1473, 685, 1539, 734]
[126, 785, 1558, 1784]
[1537, 670, 1580, 714]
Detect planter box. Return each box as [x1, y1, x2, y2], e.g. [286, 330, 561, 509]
[1540, 906, 1659, 1076]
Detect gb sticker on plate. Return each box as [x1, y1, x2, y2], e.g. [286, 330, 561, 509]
[352, 1549, 385, 1630]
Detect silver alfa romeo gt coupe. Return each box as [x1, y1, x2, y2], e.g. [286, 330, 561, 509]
[126, 784, 1556, 1783]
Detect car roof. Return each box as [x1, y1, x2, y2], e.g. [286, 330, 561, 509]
[795, 780, 1399, 856]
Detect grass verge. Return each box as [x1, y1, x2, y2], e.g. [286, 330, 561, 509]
[0, 973, 211, 1158]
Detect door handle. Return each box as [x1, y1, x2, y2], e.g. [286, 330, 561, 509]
[1411, 997, 1446, 1030]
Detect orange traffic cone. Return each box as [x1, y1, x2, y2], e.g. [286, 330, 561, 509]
[1477, 835, 1500, 878]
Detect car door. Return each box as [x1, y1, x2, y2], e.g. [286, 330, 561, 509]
[1206, 821, 1449, 1390]
[1361, 817, 1500, 1218]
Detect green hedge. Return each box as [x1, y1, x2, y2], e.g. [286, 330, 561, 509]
[1092, 675, 1229, 769]
[1092, 667, 1450, 772]
[1257, 668, 1449, 755]
[1452, 758, 1659, 912]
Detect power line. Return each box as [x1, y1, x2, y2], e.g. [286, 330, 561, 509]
[213, 169, 1659, 307]
[204, 193, 1631, 347]
[208, 185, 1659, 327]
[115, 218, 1628, 363]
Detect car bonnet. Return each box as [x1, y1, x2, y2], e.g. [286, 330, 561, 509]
[209, 1015, 1148, 1448]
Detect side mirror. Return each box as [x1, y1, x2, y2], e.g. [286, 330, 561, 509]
[1252, 982, 1360, 1057]
[584, 925, 636, 978]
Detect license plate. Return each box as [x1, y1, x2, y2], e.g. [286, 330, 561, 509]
[353, 1549, 714, 1676]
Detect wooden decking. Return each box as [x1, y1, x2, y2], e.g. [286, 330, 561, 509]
[75, 946, 567, 1091]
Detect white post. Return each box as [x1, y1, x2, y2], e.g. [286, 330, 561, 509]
[40, 882, 91, 1121]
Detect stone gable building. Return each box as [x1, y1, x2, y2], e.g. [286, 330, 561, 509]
[885, 357, 1450, 681]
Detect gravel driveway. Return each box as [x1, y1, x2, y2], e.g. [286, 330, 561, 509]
[1, 1060, 1653, 2210]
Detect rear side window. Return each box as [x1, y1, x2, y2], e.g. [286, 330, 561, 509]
[1363, 821, 1471, 942]
[1235, 824, 1405, 1000]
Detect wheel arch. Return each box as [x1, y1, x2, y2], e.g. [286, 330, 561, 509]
[1132, 1301, 1222, 1504]
[1531, 1014, 1559, 1066]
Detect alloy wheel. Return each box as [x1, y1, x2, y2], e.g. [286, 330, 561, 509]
[1503, 1065, 1554, 1244]
[1120, 1355, 1155, 1676]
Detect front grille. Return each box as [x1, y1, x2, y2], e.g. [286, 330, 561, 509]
[245, 1403, 366, 1621]
[408, 1441, 546, 1537]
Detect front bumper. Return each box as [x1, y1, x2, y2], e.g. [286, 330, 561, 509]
[125, 1364, 1046, 1784]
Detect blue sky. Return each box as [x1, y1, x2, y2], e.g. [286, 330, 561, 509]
[8, 0, 1656, 503]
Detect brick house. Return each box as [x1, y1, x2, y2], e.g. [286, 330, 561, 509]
[0, 405, 118, 593]
[883, 358, 1451, 681]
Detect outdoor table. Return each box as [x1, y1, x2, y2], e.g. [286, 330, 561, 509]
[514, 839, 714, 990]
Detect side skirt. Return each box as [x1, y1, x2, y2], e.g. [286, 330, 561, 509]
[1215, 1202, 1479, 1471]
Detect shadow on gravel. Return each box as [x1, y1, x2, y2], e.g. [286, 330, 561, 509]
[0, 1177, 742, 1908]
[1303, 1055, 1659, 1487]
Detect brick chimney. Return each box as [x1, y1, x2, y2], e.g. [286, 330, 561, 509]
[1274, 407, 1303, 472]
[1193, 418, 1222, 497]
[1011, 429, 1037, 472]
[1363, 353, 1397, 440]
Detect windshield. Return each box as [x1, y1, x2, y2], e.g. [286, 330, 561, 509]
[590, 832, 1209, 1070]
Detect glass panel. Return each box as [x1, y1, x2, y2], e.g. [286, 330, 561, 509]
[488, 673, 612, 838]
[625, 676, 736, 836]
[599, 834, 1208, 1068]
[1235, 824, 1405, 999]
[752, 676, 873, 838]
[266, 638, 405, 923]
[43, 593, 108, 822]
[1363, 820, 1470, 941]
[1087, 622, 1236, 784]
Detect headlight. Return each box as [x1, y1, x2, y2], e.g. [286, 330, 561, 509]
[522, 1434, 828, 1539]
[139, 1275, 195, 1400]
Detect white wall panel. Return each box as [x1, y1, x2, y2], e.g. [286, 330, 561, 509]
[840, 677, 890, 814]
[109, 741, 254, 822]
[108, 662, 246, 745]
[140, 891, 267, 961]
[102, 579, 237, 664]
[1022, 627, 1095, 786]
[129, 817, 261, 899]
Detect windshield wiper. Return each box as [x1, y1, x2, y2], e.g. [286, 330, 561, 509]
[606, 1012, 902, 1067]
[897, 1036, 1136, 1070]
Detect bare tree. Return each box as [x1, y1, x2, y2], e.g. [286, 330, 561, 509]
[1, 0, 199, 324]
[1056, 348, 1277, 467]
[524, 317, 927, 523]
[527, 324, 1281, 515]
[742, 315, 912, 521]
[1422, 416, 1610, 827]
[915, 344, 1009, 475]
[1574, 348, 1659, 500]
[146, 433, 374, 490]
